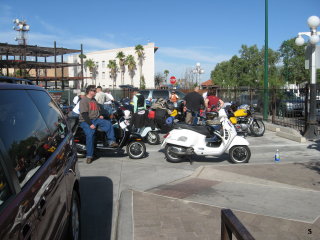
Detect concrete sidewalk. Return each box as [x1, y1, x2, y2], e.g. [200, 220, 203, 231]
[116, 161, 320, 240]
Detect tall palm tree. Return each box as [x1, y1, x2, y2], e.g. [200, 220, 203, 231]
[164, 69, 169, 84]
[84, 59, 96, 85]
[107, 60, 118, 89]
[135, 44, 145, 88]
[116, 51, 126, 85]
[125, 55, 136, 86]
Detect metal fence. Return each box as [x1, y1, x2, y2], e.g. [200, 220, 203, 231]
[215, 85, 320, 135]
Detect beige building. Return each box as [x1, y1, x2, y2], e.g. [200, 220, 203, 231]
[68, 42, 157, 89]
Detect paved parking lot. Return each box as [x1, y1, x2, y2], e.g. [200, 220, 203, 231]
[78, 130, 320, 240]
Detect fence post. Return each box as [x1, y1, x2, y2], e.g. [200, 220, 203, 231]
[304, 84, 309, 133]
[271, 87, 276, 123]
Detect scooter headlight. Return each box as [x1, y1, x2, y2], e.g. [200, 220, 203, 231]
[177, 136, 187, 142]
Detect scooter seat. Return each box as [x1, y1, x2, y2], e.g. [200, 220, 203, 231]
[174, 123, 211, 137]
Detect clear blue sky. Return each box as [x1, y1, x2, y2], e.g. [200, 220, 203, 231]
[0, 0, 319, 81]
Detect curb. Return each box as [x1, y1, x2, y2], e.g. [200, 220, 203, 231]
[115, 190, 133, 240]
[264, 122, 307, 143]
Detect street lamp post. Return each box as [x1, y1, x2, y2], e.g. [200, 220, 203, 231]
[192, 62, 204, 87]
[295, 15, 320, 139]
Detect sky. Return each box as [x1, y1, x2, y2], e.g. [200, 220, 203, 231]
[0, 0, 319, 82]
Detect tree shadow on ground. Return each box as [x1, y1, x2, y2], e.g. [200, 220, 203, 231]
[294, 161, 320, 175]
[80, 176, 113, 240]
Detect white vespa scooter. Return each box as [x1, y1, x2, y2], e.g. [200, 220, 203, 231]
[161, 109, 251, 164]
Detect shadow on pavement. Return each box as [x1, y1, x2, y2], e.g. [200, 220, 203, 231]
[295, 161, 320, 175]
[307, 139, 320, 151]
[80, 176, 113, 240]
[158, 149, 227, 164]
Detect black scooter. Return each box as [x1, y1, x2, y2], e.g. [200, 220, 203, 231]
[71, 107, 146, 159]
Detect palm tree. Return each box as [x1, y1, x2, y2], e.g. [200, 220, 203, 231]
[116, 51, 126, 85]
[84, 59, 96, 85]
[107, 60, 118, 89]
[164, 70, 169, 84]
[125, 55, 136, 86]
[135, 44, 145, 88]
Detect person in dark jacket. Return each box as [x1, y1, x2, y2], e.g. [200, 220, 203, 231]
[183, 86, 204, 124]
[79, 85, 118, 164]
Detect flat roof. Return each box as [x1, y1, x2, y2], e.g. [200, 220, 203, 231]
[0, 42, 80, 57]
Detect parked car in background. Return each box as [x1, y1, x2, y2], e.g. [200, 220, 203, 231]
[0, 77, 81, 240]
[139, 89, 185, 105]
[276, 91, 304, 117]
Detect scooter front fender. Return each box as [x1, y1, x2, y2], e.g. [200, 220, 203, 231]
[227, 136, 249, 151]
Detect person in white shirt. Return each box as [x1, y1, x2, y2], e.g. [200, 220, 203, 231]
[202, 91, 208, 100]
[104, 89, 114, 105]
[71, 92, 85, 117]
[95, 86, 107, 104]
[73, 90, 82, 105]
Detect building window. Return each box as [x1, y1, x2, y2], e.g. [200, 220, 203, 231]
[102, 72, 105, 79]
[102, 61, 105, 68]
[96, 62, 99, 68]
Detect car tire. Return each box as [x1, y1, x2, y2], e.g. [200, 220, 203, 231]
[67, 190, 81, 240]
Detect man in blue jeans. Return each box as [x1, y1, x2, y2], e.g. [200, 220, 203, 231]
[79, 85, 118, 164]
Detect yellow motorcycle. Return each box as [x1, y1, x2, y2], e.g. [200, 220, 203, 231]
[228, 104, 265, 137]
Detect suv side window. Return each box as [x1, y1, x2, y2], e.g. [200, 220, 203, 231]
[0, 162, 12, 207]
[28, 90, 68, 145]
[0, 90, 51, 187]
[153, 90, 169, 99]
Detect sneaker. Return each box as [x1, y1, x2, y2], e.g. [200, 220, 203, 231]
[109, 142, 119, 148]
[86, 157, 93, 164]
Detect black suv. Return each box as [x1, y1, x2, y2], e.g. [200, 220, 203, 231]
[0, 77, 80, 239]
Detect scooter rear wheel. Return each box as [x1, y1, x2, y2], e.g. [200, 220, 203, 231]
[229, 145, 250, 164]
[126, 141, 146, 159]
[146, 131, 160, 145]
[165, 144, 184, 163]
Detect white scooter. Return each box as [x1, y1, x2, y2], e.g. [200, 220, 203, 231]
[161, 109, 251, 164]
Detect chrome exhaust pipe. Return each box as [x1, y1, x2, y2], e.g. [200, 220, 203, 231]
[170, 146, 193, 155]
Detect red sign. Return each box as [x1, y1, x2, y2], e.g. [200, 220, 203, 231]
[170, 76, 176, 84]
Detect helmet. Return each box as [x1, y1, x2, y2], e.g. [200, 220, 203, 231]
[166, 116, 174, 125]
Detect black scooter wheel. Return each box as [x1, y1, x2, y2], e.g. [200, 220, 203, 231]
[146, 131, 160, 145]
[126, 141, 146, 159]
